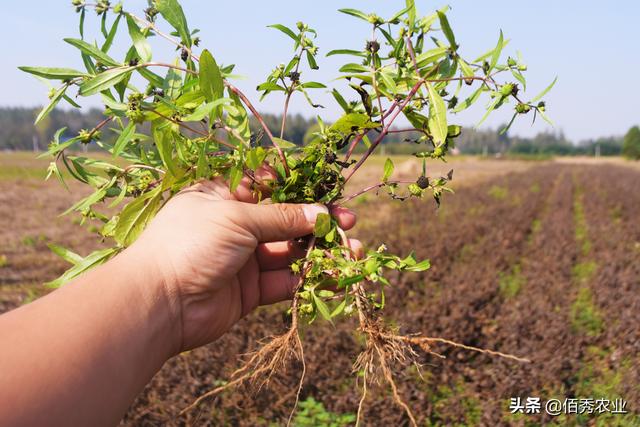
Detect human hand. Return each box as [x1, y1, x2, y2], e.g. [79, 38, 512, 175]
[125, 167, 360, 353]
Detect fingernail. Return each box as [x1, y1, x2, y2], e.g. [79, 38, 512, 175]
[303, 204, 329, 224]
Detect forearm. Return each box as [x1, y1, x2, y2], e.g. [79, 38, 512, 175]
[0, 245, 179, 426]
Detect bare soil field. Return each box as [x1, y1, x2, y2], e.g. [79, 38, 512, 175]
[1, 153, 638, 425]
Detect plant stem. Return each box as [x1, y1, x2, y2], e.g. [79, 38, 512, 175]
[226, 83, 291, 176]
[344, 133, 364, 161]
[143, 109, 207, 137]
[280, 45, 305, 139]
[339, 180, 414, 204]
[143, 62, 197, 75]
[342, 78, 426, 184]
[127, 12, 200, 62]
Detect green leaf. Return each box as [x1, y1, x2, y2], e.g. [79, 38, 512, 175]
[79, 8, 86, 39]
[458, 59, 474, 78]
[389, 5, 411, 24]
[338, 8, 369, 22]
[511, 69, 526, 91]
[257, 82, 286, 92]
[267, 24, 298, 41]
[155, 0, 191, 46]
[426, 82, 448, 146]
[339, 63, 370, 74]
[35, 85, 66, 125]
[312, 292, 333, 323]
[330, 299, 347, 317]
[415, 47, 447, 68]
[113, 121, 136, 156]
[272, 137, 297, 148]
[405, 0, 416, 27]
[382, 158, 394, 182]
[227, 92, 251, 147]
[489, 30, 504, 72]
[500, 113, 517, 135]
[338, 274, 365, 288]
[531, 76, 557, 103]
[199, 49, 224, 102]
[453, 86, 484, 113]
[326, 49, 365, 57]
[138, 67, 164, 88]
[19, 66, 88, 80]
[284, 56, 300, 74]
[63, 94, 82, 108]
[228, 165, 244, 192]
[332, 89, 350, 112]
[299, 81, 326, 89]
[45, 161, 67, 189]
[64, 38, 121, 67]
[163, 59, 182, 99]
[437, 11, 456, 48]
[537, 108, 555, 126]
[126, 15, 152, 62]
[62, 187, 108, 215]
[101, 13, 122, 53]
[196, 142, 209, 179]
[379, 70, 397, 93]
[114, 187, 163, 247]
[474, 38, 511, 63]
[246, 147, 266, 171]
[48, 243, 83, 265]
[79, 67, 134, 96]
[46, 247, 118, 288]
[152, 124, 178, 176]
[475, 96, 501, 127]
[313, 212, 332, 237]
[406, 259, 430, 272]
[306, 51, 319, 70]
[330, 113, 380, 134]
[182, 98, 230, 122]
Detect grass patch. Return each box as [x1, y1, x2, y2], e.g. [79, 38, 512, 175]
[499, 264, 525, 298]
[572, 347, 640, 426]
[426, 380, 482, 427]
[290, 397, 355, 427]
[573, 185, 591, 256]
[529, 182, 541, 193]
[531, 218, 542, 234]
[488, 185, 508, 200]
[570, 287, 603, 336]
[610, 205, 623, 224]
[572, 260, 597, 283]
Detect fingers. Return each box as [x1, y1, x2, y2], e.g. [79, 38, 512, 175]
[233, 202, 328, 242]
[349, 239, 364, 259]
[330, 205, 357, 231]
[231, 165, 278, 203]
[188, 164, 277, 203]
[256, 241, 305, 271]
[257, 237, 363, 272]
[258, 269, 299, 306]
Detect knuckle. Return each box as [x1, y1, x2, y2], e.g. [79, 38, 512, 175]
[277, 204, 305, 231]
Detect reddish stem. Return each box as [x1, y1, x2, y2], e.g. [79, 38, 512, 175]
[344, 133, 364, 161]
[339, 180, 414, 204]
[226, 83, 290, 176]
[342, 79, 426, 184]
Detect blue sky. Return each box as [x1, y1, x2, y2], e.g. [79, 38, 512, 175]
[3, 1, 639, 141]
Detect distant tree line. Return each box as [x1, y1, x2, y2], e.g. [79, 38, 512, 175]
[0, 107, 631, 157]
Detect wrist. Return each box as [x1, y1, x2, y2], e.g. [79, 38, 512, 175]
[111, 242, 184, 359]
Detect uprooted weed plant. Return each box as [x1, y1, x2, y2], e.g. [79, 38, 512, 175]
[21, 0, 555, 424]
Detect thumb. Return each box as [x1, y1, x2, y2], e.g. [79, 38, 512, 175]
[235, 202, 328, 242]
